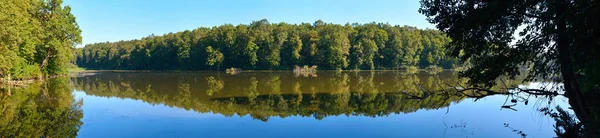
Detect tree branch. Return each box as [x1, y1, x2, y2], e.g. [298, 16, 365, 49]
[522, 13, 554, 20]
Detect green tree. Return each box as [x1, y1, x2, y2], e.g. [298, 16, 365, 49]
[0, 0, 36, 79]
[281, 30, 303, 67]
[420, 0, 600, 135]
[75, 20, 456, 71]
[36, 0, 82, 75]
[399, 27, 423, 69]
[383, 26, 405, 69]
[205, 46, 224, 69]
[1, 0, 81, 80]
[300, 25, 320, 66]
[317, 23, 351, 69]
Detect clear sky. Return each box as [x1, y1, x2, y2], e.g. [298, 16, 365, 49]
[63, 0, 435, 46]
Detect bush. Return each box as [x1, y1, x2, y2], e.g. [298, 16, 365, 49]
[10, 58, 41, 80]
[225, 67, 241, 75]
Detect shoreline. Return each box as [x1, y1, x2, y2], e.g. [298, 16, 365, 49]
[0, 74, 69, 88]
[71, 68, 461, 73]
[0, 79, 37, 88]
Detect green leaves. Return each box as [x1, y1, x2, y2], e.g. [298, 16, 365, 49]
[245, 41, 259, 66]
[76, 20, 457, 71]
[0, 0, 81, 79]
[419, 0, 600, 88]
[10, 58, 41, 79]
[205, 46, 224, 68]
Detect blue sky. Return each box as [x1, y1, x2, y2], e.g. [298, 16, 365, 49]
[63, 0, 435, 46]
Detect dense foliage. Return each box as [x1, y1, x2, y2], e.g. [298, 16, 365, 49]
[0, 0, 82, 80]
[76, 20, 459, 70]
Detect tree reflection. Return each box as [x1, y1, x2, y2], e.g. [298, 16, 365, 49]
[72, 71, 475, 121]
[0, 77, 83, 138]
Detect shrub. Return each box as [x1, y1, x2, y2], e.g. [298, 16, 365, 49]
[10, 58, 41, 80]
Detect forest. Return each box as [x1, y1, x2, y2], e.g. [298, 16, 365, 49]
[0, 0, 81, 80]
[76, 19, 460, 70]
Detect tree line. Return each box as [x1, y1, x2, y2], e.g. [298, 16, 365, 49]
[0, 0, 82, 80]
[76, 19, 460, 70]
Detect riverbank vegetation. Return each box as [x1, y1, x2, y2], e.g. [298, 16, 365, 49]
[420, 0, 600, 136]
[75, 20, 461, 70]
[0, 0, 82, 82]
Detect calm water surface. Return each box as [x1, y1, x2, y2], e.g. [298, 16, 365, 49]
[1, 71, 569, 137]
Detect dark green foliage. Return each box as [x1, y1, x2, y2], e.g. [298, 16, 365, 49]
[76, 20, 459, 70]
[419, 0, 600, 136]
[540, 106, 585, 137]
[419, 0, 600, 88]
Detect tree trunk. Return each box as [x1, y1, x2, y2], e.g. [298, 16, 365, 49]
[40, 47, 51, 70]
[555, 0, 595, 135]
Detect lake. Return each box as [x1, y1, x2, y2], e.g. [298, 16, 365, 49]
[0, 71, 568, 138]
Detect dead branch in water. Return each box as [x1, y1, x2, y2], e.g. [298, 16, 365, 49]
[435, 81, 561, 99]
[225, 68, 242, 75]
[293, 65, 318, 77]
[0, 79, 36, 88]
[453, 87, 560, 98]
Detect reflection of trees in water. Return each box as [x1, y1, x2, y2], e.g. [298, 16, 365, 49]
[540, 106, 585, 137]
[0, 78, 83, 138]
[205, 76, 223, 96]
[206, 92, 465, 121]
[72, 72, 475, 121]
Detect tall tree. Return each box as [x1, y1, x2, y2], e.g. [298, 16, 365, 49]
[37, 0, 82, 75]
[420, 0, 600, 135]
[1, 0, 81, 80]
[0, 0, 36, 79]
[205, 46, 224, 69]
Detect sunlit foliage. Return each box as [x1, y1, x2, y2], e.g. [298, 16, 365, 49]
[0, 0, 81, 79]
[76, 20, 458, 70]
